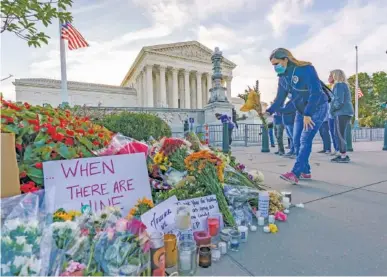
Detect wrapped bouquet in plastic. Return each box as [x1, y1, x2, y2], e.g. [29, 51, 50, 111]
[94, 133, 149, 158]
[1, 193, 45, 276]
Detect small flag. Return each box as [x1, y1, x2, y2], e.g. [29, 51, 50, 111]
[357, 87, 364, 98]
[61, 23, 89, 50]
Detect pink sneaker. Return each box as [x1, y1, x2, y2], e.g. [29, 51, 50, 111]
[280, 172, 299, 185]
[300, 173, 312, 179]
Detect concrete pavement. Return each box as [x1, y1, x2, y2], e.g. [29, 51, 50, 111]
[196, 141, 387, 276]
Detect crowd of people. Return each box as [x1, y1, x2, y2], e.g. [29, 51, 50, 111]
[263, 48, 355, 185]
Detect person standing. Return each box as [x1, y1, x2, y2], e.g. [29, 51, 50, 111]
[328, 103, 339, 155]
[273, 111, 285, 155]
[264, 48, 329, 184]
[317, 110, 332, 154]
[215, 113, 235, 146]
[329, 70, 354, 163]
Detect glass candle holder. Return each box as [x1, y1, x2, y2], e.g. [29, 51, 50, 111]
[164, 234, 177, 268]
[193, 231, 211, 247]
[229, 230, 241, 252]
[207, 216, 220, 237]
[149, 232, 166, 276]
[175, 205, 192, 230]
[178, 240, 197, 276]
[211, 246, 221, 262]
[198, 246, 212, 268]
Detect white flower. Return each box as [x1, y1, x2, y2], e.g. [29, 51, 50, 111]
[2, 236, 12, 244]
[26, 219, 39, 231]
[13, 255, 28, 268]
[28, 257, 41, 274]
[1, 262, 11, 274]
[4, 218, 22, 231]
[23, 243, 33, 253]
[51, 221, 78, 232]
[15, 236, 27, 245]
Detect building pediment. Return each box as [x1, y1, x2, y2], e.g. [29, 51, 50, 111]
[144, 41, 236, 68]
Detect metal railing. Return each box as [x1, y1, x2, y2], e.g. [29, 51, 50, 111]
[191, 124, 384, 146]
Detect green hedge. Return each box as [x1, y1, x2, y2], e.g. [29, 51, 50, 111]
[97, 112, 172, 141]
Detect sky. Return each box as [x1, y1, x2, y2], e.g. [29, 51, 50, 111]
[1, 0, 386, 103]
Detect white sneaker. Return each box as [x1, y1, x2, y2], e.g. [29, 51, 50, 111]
[331, 151, 337, 156]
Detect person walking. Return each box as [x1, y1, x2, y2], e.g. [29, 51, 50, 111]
[264, 48, 329, 185]
[273, 111, 285, 155]
[215, 113, 235, 147]
[328, 70, 354, 163]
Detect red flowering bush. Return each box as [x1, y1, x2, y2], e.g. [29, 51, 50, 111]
[1, 97, 113, 191]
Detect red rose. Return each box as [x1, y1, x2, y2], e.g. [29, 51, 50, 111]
[35, 162, 43, 169]
[76, 129, 85, 135]
[21, 182, 39, 193]
[15, 144, 22, 152]
[28, 119, 39, 125]
[20, 171, 27, 178]
[93, 140, 100, 146]
[24, 102, 31, 109]
[64, 137, 74, 146]
[54, 133, 65, 141]
[88, 129, 94, 135]
[33, 125, 40, 132]
[66, 130, 75, 136]
[98, 133, 104, 138]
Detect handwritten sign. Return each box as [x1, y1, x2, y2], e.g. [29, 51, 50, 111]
[43, 153, 152, 216]
[141, 196, 178, 234]
[176, 195, 219, 231]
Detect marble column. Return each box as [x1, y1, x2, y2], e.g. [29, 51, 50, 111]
[207, 73, 212, 103]
[159, 66, 167, 107]
[190, 74, 196, 108]
[141, 70, 145, 107]
[136, 75, 141, 106]
[172, 68, 179, 108]
[184, 70, 190, 109]
[179, 73, 184, 108]
[227, 76, 232, 100]
[202, 76, 207, 107]
[155, 71, 160, 106]
[145, 65, 153, 107]
[196, 72, 203, 109]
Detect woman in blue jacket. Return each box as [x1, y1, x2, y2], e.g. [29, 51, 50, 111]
[329, 69, 354, 163]
[264, 48, 329, 185]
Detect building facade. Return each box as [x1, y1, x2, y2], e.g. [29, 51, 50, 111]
[14, 78, 136, 107]
[121, 41, 236, 109]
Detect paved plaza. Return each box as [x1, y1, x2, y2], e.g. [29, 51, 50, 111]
[197, 141, 387, 276]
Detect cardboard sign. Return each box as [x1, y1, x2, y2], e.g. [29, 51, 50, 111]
[176, 195, 219, 231]
[43, 153, 152, 216]
[1, 133, 21, 198]
[141, 196, 178, 234]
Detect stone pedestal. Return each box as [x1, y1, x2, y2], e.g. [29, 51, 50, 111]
[204, 102, 233, 124]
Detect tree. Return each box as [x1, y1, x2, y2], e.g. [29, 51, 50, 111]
[348, 71, 387, 127]
[1, 0, 73, 47]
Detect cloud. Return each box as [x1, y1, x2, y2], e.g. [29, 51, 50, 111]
[267, 0, 313, 37]
[293, 0, 387, 79]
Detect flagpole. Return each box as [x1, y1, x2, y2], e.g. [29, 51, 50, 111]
[59, 7, 69, 106]
[354, 45, 359, 129]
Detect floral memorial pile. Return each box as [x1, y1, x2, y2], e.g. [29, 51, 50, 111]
[1, 100, 292, 276]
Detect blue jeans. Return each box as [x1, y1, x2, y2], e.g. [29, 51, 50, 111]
[285, 124, 295, 154]
[269, 127, 275, 146]
[292, 103, 328, 177]
[328, 118, 339, 151]
[319, 121, 331, 151]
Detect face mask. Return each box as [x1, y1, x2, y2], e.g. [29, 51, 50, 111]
[274, 64, 286, 74]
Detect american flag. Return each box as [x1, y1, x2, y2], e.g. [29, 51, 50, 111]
[357, 87, 364, 98]
[61, 23, 89, 50]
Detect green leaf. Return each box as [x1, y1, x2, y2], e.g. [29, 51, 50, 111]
[23, 145, 34, 162]
[78, 136, 93, 150]
[57, 143, 76, 159]
[34, 132, 48, 146]
[41, 146, 53, 161]
[27, 166, 43, 185]
[0, 109, 17, 117]
[1, 124, 20, 134]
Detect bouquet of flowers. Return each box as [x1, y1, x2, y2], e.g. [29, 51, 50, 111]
[127, 197, 154, 219]
[238, 80, 268, 128]
[1, 193, 44, 276]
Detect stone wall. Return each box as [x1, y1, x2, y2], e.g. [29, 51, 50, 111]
[14, 78, 137, 107]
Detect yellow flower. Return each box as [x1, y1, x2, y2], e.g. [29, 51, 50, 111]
[67, 210, 81, 218]
[269, 223, 278, 233]
[160, 165, 167, 171]
[153, 153, 164, 164]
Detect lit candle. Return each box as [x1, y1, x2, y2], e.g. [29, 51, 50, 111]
[218, 242, 227, 254]
[250, 225, 257, 232]
[179, 251, 191, 271]
[263, 226, 270, 233]
[258, 216, 265, 226]
[207, 217, 220, 237]
[282, 197, 290, 209]
[268, 215, 275, 224]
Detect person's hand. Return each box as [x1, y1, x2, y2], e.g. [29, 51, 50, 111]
[303, 116, 315, 130]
